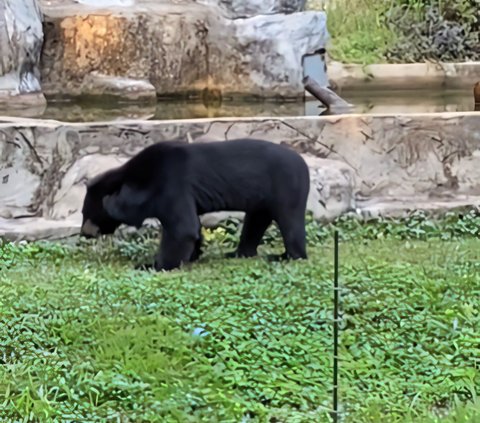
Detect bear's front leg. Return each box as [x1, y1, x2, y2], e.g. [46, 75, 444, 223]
[153, 229, 198, 271]
[189, 229, 203, 263]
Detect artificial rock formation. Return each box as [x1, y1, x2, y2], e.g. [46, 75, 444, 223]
[76, 0, 135, 6]
[197, 0, 306, 18]
[303, 155, 356, 221]
[39, 0, 328, 98]
[0, 0, 45, 109]
[79, 72, 157, 102]
[1, 112, 480, 240]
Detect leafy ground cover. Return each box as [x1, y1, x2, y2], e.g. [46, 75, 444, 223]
[1, 210, 479, 422]
[307, 0, 480, 64]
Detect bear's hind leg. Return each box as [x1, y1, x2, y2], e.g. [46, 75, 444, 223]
[226, 209, 272, 258]
[274, 210, 307, 261]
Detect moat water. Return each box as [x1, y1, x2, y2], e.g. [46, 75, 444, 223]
[0, 89, 475, 122]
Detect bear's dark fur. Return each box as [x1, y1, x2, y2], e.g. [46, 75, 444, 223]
[80, 138, 310, 271]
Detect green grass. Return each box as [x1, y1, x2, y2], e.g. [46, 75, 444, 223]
[307, 0, 480, 65]
[1, 211, 480, 422]
[307, 0, 397, 64]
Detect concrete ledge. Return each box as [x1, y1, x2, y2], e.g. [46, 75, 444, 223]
[328, 61, 480, 91]
[357, 196, 480, 220]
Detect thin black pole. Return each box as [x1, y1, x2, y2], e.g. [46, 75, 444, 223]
[333, 230, 339, 422]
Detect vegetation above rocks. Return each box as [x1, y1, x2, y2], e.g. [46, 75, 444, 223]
[1, 210, 479, 421]
[385, 0, 480, 63]
[308, 0, 480, 64]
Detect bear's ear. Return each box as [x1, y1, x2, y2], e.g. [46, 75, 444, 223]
[85, 172, 105, 189]
[102, 184, 150, 227]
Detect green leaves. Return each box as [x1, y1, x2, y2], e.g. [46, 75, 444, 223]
[1, 210, 479, 421]
[310, 0, 480, 64]
[385, 0, 480, 63]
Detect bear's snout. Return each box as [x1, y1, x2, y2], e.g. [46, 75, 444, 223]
[81, 219, 100, 238]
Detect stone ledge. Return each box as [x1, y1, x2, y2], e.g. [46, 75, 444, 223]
[0, 217, 80, 242]
[328, 61, 480, 91]
[356, 196, 480, 220]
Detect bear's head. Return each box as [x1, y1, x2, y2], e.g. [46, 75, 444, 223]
[80, 170, 122, 238]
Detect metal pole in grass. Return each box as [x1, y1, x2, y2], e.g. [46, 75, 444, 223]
[332, 230, 339, 423]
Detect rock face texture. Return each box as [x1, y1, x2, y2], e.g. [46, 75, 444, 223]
[0, 0, 45, 106]
[209, 11, 328, 97]
[197, 0, 306, 18]
[1, 112, 480, 240]
[76, 0, 135, 6]
[79, 72, 157, 102]
[303, 155, 356, 221]
[39, 0, 328, 98]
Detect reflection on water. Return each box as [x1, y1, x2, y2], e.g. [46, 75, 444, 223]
[0, 89, 476, 122]
[41, 97, 307, 122]
[339, 88, 475, 115]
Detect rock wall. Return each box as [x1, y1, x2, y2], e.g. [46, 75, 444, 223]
[39, 0, 328, 98]
[0, 0, 45, 108]
[1, 112, 479, 240]
[197, 0, 306, 18]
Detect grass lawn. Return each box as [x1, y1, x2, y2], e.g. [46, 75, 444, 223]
[1, 212, 479, 422]
[307, 0, 397, 64]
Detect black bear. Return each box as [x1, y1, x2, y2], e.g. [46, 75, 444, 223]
[80, 138, 310, 271]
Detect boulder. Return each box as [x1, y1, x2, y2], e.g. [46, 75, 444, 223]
[197, 0, 306, 18]
[79, 72, 157, 102]
[302, 155, 356, 221]
[209, 11, 328, 97]
[39, 0, 328, 98]
[49, 154, 128, 221]
[0, 0, 45, 107]
[200, 212, 245, 228]
[40, 2, 212, 97]
[75, 0, 134, 6]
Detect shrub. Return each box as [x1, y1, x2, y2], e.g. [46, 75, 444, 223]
[385, 0, 480, 62]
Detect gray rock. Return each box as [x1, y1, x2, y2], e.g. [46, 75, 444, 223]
[302, 155, 356, 221]
[200, 211, 245, 228]
[39, 1, 328, 98]
[0, 216, 79, 241]
[49, 154, 129, 221]
[209, 11, 329, 97]
[80, 72, 157, 102]
[75, 0, 134, 6]
[0, 0, 44, 103]
[197, 0, 306, 18]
